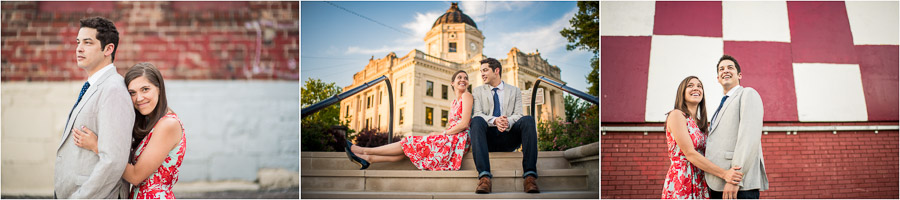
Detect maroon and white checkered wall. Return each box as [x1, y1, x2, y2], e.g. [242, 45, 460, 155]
[601, 1, 898, 123]
[1, 1, 299, 81]
[600, 1, 899, 199]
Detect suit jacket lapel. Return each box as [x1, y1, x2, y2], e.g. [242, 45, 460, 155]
[58, 69, 115, 151]
[710, 86, 743, 135]
[483, 84, 495, 116]
[503, 82, 515, 116]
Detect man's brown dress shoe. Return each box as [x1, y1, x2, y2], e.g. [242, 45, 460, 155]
[524, 176, 540, 193]
[475, 177, 492, 194]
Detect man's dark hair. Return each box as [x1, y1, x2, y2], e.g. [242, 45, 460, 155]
[80, 17, 119, 62]
[479, 58, 502, 77]
[717, 55, 741, 74]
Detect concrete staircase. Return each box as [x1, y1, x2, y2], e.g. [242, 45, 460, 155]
[300, 143, 599, 199]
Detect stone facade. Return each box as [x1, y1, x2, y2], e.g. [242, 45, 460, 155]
[340, 3, 565, 137]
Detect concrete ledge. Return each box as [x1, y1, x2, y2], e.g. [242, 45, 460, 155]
[564, 142, 599, 160]
[301, 151, 572, 171]
[301, 169, 590, 193]
[302, 151, 565, 158]
[300, 191, 600, 199]
[302, 170, 365, 177]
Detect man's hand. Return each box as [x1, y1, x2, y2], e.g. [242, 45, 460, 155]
[723, 183, 739, 199]
[494, 116, 509, 132]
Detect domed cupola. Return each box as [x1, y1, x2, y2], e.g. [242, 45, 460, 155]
[432, 2, 477, 29]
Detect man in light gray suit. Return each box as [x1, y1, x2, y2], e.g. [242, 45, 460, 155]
[705, 55, 768, 199]
[55, 17, 135, 199]
[469, 58, 539, 194]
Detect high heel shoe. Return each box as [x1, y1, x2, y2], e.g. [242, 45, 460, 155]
[344, 141, 370, 170]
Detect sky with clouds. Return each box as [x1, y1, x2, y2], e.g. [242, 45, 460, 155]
[300, 1, 596, 93]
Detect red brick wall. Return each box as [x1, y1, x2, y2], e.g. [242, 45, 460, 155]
[1, 1, 298, 81]
[601, 122, 900, 199]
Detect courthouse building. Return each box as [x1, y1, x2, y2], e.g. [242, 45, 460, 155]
[340, 3, 566, 136]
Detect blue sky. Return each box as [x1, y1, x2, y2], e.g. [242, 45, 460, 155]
[300, 1, 596, 92]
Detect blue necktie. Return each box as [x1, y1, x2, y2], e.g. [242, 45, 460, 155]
[68, 82, 90, 120]
[711, 96, 728, 124]
[492, 88, 501, 117]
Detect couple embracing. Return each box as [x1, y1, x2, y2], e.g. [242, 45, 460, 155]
[662, 55, 769, 199]
[56, 17, 184, 199]
[343, 58, 541, 194]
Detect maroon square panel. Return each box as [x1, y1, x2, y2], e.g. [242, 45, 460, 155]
[653, 1, 722, 37]
[725, 41, 798, 122]
[856, 45, 899, 121]
[787, 1, 858, 64]
[601, 36, 652, 122]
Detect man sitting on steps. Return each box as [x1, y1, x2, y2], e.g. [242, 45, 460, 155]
[469, 58, 540, 194]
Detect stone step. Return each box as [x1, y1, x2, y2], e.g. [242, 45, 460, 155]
[301, 169, 590, 193]
[301, 151, 572, 170]
[300, 191, 600, 199]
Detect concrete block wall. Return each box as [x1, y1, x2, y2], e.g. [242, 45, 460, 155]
[1, 81, 299, 195]
[601, 122, 899, 199]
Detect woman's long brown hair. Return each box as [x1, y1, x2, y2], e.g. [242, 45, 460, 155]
[125, 62, 168, 161]
[670, 76, 708, 133]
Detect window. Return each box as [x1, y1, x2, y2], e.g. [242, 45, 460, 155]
[400, 81, 405, 97]
[345, 105, 350, 118]
[426, 81, 434, 97]
[367, 95, 372, 109]
[441, 110, 449, 127]
[442, 84, 448, 99]
[377, 114, 381, 129]
[366, 118, 370, 130]
[467, 85, 472, 93]
[379, 91, 383, 104]
[525, 81, 533, 90]
[425, 107, 434, 126]
[399, 108, 404, 125]
[449, 42, 457, 52]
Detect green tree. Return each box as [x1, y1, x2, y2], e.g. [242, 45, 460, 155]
[564, 94, 590, 123]
[560, 1, 599, 96]
[301, 78, 351, 151]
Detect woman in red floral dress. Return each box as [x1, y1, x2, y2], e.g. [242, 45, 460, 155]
[74, 63, 185, 199]
[662, 76, 743, 199]
[344, 70, 473, 171]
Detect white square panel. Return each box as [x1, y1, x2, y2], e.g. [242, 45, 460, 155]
[722, 1, 791, 42]
[792, 63, 868, 121]
[645, 35, 724, 122]
[601, 1, 655, 36]
[845, 1, 900, 45]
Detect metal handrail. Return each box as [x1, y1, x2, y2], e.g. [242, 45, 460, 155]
[302, 75, 395, 143]
[530, 76, 598, 116]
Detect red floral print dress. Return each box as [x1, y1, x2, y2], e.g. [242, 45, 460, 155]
[662, 115, 709, 199]
[400, 98, 470, 171]
[131, 113, 186, 199]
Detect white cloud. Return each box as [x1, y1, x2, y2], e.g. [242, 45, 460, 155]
[403, 11, 443, 39]
[485, 7, 577, 57]
[344, 11, 442, 56]
[460, 1, 534, 22]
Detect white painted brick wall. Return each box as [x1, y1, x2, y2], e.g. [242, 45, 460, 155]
[1, 80, 299, 195]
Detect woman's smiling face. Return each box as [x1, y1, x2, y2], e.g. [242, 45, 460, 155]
[128, 76, 159, 116]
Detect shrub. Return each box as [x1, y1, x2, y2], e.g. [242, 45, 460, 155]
[538, 105, 599, 151]
[353, 128, 404, 148]
[301, 120, 355, 152]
